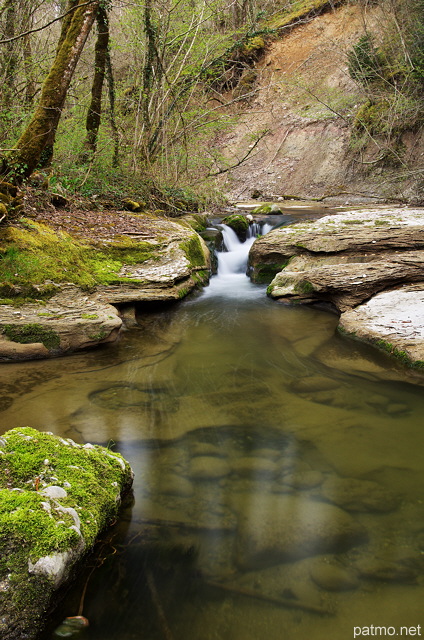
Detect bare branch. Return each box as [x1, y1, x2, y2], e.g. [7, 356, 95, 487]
[0, 0, 97, 45]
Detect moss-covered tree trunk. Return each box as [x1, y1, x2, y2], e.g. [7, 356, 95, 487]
[1, 0, 18, 109]
[6, 0, 99, 181]
[79, 4, 109, 162]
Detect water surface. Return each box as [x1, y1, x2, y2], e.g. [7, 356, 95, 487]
[1, 214, 424, 639]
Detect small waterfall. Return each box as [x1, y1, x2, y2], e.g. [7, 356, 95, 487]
[203, 220, 273, 298]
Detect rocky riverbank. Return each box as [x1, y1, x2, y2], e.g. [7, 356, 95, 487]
[0, 211, 210, 361]
[249, 207, 424, 368]
[0, 427, 133, 640]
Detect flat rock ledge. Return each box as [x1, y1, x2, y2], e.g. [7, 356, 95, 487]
[249, 207, 424, 368]
[0, 427, 133, 640]
[0, 215, 210, 361]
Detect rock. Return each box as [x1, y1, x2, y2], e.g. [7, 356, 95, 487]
[0, 285, 122, 361]
[267, 250, 424, 312]
[221, 214, 250, 240]
[309, 560, 359, 591]
[188, 456, 231, 480]
[157, 473, 194, 498]
[235, 494, 366, 569]
[249, 208, 424, 367]
[283, 470, 323, 489]
[0, 215, 210, 361]
[356, 556, 418, 584]
[319, 476, 400, 512]
[0, 427, 133, 640]
[339, 285, 424, 368]
[41, 485, 68, 499]
[231, 456, 278, 477]
[189, 442, 224, 457]
[291, 375, 341, 393]
[386, 402, 409, 415]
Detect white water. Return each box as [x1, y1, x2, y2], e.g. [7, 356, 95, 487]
[203, 222, 273, 300]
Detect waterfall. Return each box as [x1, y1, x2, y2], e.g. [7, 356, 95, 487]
[202, 220, 273, 299]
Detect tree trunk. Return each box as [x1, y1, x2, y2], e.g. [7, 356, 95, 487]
[80, 4, 109, 162]
[1, 0, 17, 109]
[7, 0, 99, 181]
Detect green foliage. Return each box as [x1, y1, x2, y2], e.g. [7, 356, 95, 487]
[347, 34, 382, 85]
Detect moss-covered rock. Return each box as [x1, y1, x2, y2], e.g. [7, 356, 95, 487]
[222, 214, 250, 240]
[0, 427, 133, 640]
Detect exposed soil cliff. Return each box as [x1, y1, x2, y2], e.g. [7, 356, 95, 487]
[216, 2, 424, 204]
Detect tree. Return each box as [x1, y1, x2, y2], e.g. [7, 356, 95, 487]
[80, 3, 109, 162]
[2, 0, 99, 182]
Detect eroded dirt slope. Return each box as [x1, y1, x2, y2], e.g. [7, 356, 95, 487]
[216, 3, 424, 204]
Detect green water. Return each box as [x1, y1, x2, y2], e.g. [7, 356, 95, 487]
[1, 234, 424, 639]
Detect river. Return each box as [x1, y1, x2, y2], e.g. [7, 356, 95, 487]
[1, 211, 424, 639]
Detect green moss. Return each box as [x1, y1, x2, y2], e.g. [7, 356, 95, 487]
[178, 287, 190, 299]
[81, 313, 99, 320]
[2, 323, 60, 350]
[267, 0, 342, 31]
[251, 262, 288, 284]
[222, 214, 250, 236]
[294, 279, 315, 294]
[87, 329, 107, 341]
[0, 427, 131, 554]
[180, 235, 206, 268]
[0, 220, 157, 296]
[0, 427, 132, 638]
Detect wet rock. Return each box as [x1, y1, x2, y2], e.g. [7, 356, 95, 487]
[249, 208, 424, 366]
[319, 477, 400, 513]
[291, 376, 341, 393]
[283, 470, 323, 489]
[309, 559, 359, 591]
[188, 456, 231, 480]
[189, 442, 224, 457]
[231, 456, 278, 478]
[157, 473, 194, 498]
[235, 494, 366, 569]
[356, 556, 418, 584]
[386, 402, 409, 415]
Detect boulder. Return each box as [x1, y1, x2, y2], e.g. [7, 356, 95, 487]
[0, 427, 133, 640]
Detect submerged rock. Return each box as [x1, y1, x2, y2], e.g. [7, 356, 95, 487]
[318, 476, 400, 513]
[235, 494, 366, 569]
[309, 559, 359, 591]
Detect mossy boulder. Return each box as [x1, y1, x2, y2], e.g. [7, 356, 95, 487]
[222, 214, 250, 240]
[0, 427, 133, 640]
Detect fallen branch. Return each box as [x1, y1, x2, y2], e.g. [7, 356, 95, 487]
[207, 129, 269, 177]
[205, 580, 334, 616]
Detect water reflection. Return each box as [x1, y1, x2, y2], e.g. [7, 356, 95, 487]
[0, 215, 424, 639]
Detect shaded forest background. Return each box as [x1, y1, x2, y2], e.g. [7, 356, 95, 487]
[0, 0, 423, 211]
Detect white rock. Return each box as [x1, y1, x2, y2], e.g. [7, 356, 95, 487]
[41, 486, 68, 500]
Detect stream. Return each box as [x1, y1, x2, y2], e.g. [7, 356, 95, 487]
[1, 211, 424, 639]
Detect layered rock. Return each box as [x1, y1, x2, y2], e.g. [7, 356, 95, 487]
[250, 208, 424, 367]
[0, 214, 210, 360]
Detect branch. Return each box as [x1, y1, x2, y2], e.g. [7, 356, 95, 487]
[207, 129, 269, 177]
[0, 1, 98, 44]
